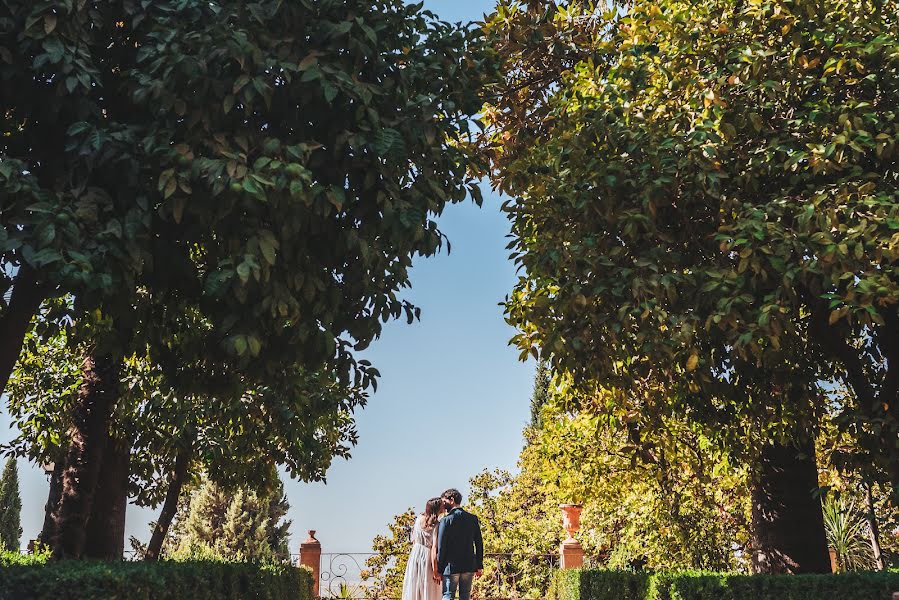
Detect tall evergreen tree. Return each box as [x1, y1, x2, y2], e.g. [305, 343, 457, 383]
[0, 457, 22, 551]
[529, 360, 551, 430]
[176, 481, 230, 552]
[171, 475, 292, 561]
[217, 489, 273, 560]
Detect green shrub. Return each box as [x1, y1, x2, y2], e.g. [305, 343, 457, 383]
[0, 559, 312, 600]
[0, 547, 50, 567]
[554, 569, 899, 600]
[550, 569, 582, 600]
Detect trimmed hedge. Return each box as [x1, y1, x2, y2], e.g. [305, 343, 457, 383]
[551, 568, 899, 600]
[0, 559, 312, 600]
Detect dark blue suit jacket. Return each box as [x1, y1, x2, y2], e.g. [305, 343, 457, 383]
[437, 507, 484, 575]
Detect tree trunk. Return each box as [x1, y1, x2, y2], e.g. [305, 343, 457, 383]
[144, 447, 192, 561]
[83, 432, 130, 560]
[750, 437, 831, 574]
[46, 352, 119, 559]
[38, 457, 65, 545]
[863, 479, 885, 571]
[0, 268, 45, 398]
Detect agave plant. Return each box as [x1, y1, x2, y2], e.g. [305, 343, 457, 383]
[823, 495, 876, 572]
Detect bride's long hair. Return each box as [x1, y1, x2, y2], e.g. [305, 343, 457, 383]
[423, 497, 443, 529]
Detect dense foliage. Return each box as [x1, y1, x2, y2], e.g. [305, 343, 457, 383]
[485, 0, 899, 486]
[528, 398, 750, 571]
[551, 568, 899, 600]
[481, 0, 899, 573]
[0, 546, 51, 567]
[1, 0, 492, 558]
[0, 559, 312, 600]
[2, 0, 492, 390]
[167, 478, 292, 562]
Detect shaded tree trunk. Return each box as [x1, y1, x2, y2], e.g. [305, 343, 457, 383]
[38, 457, 65, 545]
[84, 432, 130, 560]
[0, 268, 45, 398]
[46, 352, 119, 559]
[863, 479, 885, 571]
[750, 437, 831, 574]
[145, 447, 192, 561]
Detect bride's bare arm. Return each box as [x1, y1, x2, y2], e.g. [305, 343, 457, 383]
[430, 527, 440, 580]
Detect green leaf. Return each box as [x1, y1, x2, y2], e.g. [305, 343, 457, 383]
[42, 37, 64, 63]
[233, 335, 248, 356]
[323, 82, 338, 103]
[236, 262, 251, 283]
[260, 239, 277, 265]
[38, 224, 56, 246]
[29, 248, 61, 267]
[164, 178, 177, 199]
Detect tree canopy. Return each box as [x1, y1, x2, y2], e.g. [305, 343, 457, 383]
[484, 0, 899, 485]
[2, 0, 494, 558]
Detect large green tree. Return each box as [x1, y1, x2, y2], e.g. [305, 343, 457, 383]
[0, 457, 22, 551]
[2, 0, 491, 559]
[5, 316, 362, 561]
[483, 0, 898, 573]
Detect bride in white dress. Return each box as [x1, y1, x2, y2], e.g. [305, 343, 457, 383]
[401, 498, 445, 600]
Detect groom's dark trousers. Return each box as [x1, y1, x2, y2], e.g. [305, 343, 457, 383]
[437, 507, 484, 600]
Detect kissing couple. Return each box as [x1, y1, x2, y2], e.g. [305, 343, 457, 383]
[400, 488, 484, 600]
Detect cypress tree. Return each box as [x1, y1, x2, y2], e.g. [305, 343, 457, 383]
[217, 489, 272, 560]
[172, 476, 291, 560]
[0, 457, 22, 551]
[177, 481, 229, 551]
[529, 360, 551, 430]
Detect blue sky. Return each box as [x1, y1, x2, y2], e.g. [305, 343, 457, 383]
[0, 0, 533, 553]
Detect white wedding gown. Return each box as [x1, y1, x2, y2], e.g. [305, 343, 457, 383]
[401, 516, 442, 600]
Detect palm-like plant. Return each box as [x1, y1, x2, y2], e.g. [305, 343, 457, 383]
[823, 495, 875, 572]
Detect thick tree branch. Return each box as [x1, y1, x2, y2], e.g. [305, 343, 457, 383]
[0, 266, 45, 398]
[144, 445, 193, 561]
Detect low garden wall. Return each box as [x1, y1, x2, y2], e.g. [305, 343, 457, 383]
[551, 568, 899, 600]
[0, 555, 313, 600]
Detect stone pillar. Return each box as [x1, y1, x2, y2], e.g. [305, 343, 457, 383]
[300, 530, 322, 597]
[560, 504, 585, 570]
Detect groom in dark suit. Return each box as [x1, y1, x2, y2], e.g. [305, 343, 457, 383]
[436, 488, 484, 600]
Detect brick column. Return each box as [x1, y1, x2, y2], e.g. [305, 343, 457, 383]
[560, 539, 585, 570]
[299, 530, 322, 597]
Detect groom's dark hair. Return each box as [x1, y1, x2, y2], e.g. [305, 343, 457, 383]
[442, 488, 463, 505]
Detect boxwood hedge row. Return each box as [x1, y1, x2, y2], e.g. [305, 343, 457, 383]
[551, 568, 899, 600]
[0, 558, 312, 600]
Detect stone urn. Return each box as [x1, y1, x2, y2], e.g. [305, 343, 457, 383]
[560, 504, 583, 542]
